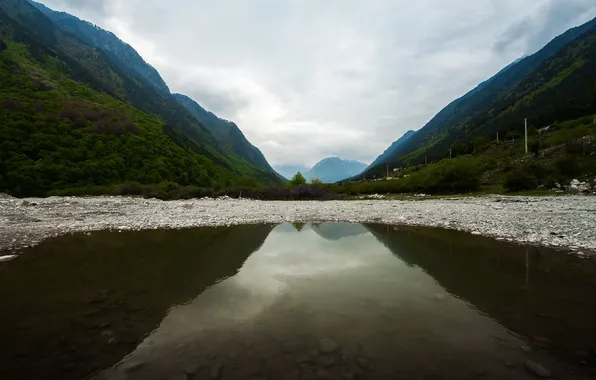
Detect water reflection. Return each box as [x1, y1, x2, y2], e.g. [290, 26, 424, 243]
[93, 223, 596, 380]
[0, 224, 274, 380]
[2, 223, 596, 380]
[367, 224, 596, 371]
[310, 222, 368, 241]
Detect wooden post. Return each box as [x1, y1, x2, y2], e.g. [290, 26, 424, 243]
[524, 118, 528, 154]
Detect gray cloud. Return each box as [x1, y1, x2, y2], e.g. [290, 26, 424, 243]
[38, 0, 596, 166]
[495, 0, 596, 53]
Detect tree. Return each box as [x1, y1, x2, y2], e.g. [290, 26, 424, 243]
[310, 178, 323, 186]
[290, 171, 307, 186]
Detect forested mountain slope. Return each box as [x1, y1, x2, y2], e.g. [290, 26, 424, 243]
[0, 0, 280, 197]
[29, 0, 170, 95]
[173, 94, 275, 172]
[27, 0, 279, 179]
[365, 17, 596, 178]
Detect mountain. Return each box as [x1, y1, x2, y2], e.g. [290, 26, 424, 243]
[306, 157, 367, 183]
[0, 0, 280, 197]
[364, 16, 596, 178]
[29, 0, 170, 95]
[273, 164, 310, 181]
[173, 94, 275, 172]
[26, 0, 280, 181]
[367, 130, 415, 169]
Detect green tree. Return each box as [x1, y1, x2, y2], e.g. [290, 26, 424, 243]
[310, 178, 323, 186]
[290, 171, 307, 186]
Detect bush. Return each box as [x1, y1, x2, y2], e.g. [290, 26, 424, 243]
[410, 156, 482, 193]
[331, 156, 482, 195]
[504, 170, 538, 192]
[555, 155, 580, 176]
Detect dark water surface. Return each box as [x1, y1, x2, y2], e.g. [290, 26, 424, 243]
[1, 223, 595, 380]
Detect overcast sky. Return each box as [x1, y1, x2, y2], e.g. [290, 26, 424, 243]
[39, 0, 596, 166]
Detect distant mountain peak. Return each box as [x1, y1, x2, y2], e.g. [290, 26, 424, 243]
[307, 157, 367, 183]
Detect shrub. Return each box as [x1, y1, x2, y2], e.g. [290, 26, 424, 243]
[44, 114, 58, 123]
[60, 108, 79, 121]
[411, 156, 482, 193]
[72, 116, 88, 128]
[33, 99, 45, 112]
[555, 155, 580, 176]
[504, 170, 538, 192]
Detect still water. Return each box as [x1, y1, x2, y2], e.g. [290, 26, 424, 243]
[1, 223, 595, 380]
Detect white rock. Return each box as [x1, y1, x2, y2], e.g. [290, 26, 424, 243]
[0, 255, 17, 263]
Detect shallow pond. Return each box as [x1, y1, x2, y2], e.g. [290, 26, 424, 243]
[1, 223, 595, 380]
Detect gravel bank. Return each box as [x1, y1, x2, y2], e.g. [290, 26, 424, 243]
[1, 195, 595, 257]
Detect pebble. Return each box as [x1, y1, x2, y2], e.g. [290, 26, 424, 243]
[520, 345, 532, 353]
[319, 338, 339, 354]
[524, 360, 551, 378]
[0, 255, 17, 262]
[357, 357, 370, 369]
[2, 196, 596, 254]
[209, 364, 223, 379]
[122, 360, 144, 373]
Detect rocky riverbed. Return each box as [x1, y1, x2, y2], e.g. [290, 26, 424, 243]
[1, 194, 595, 257]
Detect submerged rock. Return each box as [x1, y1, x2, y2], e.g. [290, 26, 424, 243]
[0, 255, 17, 263]
[209, 364, 223, 379]
[318, 338, 339, 354]
[524, 360, 551, 378]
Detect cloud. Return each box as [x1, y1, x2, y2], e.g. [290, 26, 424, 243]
[494, 0, 596, 53]
[38, 0, 596, 166]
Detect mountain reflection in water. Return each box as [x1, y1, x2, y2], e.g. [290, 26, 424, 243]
[1, 223, 595, 380]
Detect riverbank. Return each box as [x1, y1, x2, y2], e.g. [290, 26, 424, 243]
[1, 195, 595, 257]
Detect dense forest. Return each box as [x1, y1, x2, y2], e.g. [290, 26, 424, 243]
[0, 0, 281, 197]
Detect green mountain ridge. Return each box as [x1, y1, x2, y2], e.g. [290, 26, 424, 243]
[28, 0, 170, 95]
[0, 0, 280, 196]
[173, 93, 275, 173]
[365, 16, 596, 178]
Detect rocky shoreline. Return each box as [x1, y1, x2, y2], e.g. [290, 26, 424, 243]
[1, 194, 595, 258]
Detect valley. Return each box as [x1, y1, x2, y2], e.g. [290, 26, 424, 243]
[2, 2, 596, 379]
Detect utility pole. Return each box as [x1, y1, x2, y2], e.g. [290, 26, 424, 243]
[497, 132, 499, 143]
[524, 118, 528, 154]
[449, 147, 452, 159]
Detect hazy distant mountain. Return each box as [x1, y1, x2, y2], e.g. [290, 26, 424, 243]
[274, 164, 310, 180]
[306, 157, 367, 183]
[311, 223, 368, 241]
